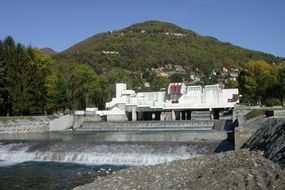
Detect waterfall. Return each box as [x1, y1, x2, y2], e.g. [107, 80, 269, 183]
[0, 140, 219, 166]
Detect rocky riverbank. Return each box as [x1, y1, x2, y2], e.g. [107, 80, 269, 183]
[242, 117, 285, 168]
[0, 116, 50, 133]
[74, 149, 285, 190]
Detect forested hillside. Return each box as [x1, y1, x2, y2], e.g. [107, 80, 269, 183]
[55, 21, 284, 75]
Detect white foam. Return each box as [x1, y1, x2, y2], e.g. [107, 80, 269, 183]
[0, 143, 200, 166]
[0, 151, 198, 166]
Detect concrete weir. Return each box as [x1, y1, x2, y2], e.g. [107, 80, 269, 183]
[78, 120, 215, 131]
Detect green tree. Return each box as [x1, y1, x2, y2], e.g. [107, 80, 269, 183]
[0, 41, 4, 114]
[169, 73, 183, 83]
[151, 76, 170, 91]
[0, 36, 16, 116]
[238, 60, 277, 105]
[6, 43, 31, 115]
[272, 65, 285, 106]
[67, 64, 101, 110]
[27, 48, 53, 114]
[103, 67, 143, 101]
[45, 73, 68, 113]
[0, 36, 53, 115]
[225, 80, 238, 88]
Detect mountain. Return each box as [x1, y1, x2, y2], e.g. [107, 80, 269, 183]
[40, 48, 57, 56]
[54, 21, 284, 74]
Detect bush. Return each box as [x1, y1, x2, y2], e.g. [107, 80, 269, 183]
[264, 98, 282, 107]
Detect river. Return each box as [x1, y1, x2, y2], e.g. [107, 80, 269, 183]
[0, 130, 229, 189]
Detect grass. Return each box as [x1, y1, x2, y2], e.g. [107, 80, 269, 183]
[244, 110, 266, 120]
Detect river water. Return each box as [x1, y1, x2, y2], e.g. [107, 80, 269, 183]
[0, 130, 227, 189]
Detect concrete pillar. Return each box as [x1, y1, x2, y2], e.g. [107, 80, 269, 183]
[152, 113, 155, 120]
[171, 110, 176, 121]
[160, 112, 164, 121]
[232, 104, 237, 122]
[132, 107, 137, 121]
[209, 108, 213, 120]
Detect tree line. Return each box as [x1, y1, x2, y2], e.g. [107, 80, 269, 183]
[0, 36, 52, 116]
[0, 36, 107, 116]
[0, 36, 284, 116]
[0, 37, 147, 116]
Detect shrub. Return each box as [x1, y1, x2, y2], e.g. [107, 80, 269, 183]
[264, 98, 282, 107]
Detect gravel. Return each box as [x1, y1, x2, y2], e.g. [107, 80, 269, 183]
[74, 149, 285, 190]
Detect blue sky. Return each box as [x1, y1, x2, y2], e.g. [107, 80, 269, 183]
[1, 0, 284, 57]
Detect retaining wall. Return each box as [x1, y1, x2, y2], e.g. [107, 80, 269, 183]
[49, 115, 74, 131]
[0, 117, 49, 133]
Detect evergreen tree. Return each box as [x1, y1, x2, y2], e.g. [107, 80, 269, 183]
[0, 36, 53, 116]
[0, 41, 4, 114]
[0, 36, 16, 116]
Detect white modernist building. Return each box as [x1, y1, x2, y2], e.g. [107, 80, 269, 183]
[98, 83, 239, 121]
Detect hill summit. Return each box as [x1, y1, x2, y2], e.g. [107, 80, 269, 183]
[40, 48, 57, 55]
[55, 20, 284, 74]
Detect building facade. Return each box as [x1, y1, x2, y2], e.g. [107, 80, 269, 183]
[98, 83, 239, 121]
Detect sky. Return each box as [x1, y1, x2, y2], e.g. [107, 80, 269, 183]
[0, 0, 284, 57]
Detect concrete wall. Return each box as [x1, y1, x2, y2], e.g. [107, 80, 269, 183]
[116, 83, 127, 98]
[73, 115, 84, 129]
[49, 115, 74, 131]
[107, 114, 128, 122]
[235, 127, 257, 150]
[184, 86, 202, 104]
[274, 110, 285, 117]
[232, 105, 280, 150]
[143, 92, 166, 102]
[73, 115, 102, 129]
[0, 121, 49, 133]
